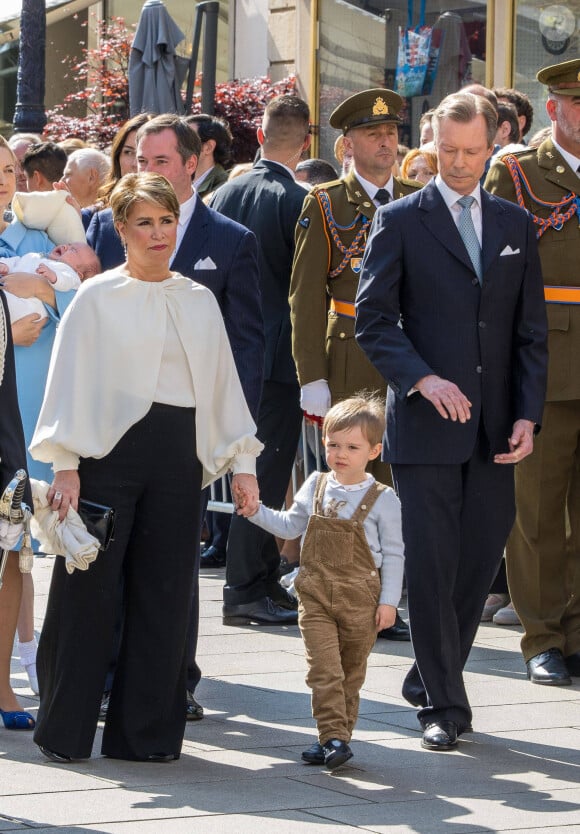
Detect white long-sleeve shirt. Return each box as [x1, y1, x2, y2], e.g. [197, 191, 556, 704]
[250, 471, 405, 607]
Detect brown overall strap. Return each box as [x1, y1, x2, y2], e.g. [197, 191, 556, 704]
[351, 481, 386, 525]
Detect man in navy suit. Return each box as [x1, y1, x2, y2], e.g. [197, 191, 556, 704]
[355, 92, 548, 751]
[210, 95, 311, 626]
[86, 114, 264, 721]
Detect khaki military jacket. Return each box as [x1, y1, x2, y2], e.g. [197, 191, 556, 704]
[290, 169, 421, 402]
[485, 139, 580, 401]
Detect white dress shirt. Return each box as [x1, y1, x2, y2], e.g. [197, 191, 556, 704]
[435, 174, 483, 245]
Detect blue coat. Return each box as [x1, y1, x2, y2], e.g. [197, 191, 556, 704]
[0, 221, 75, 481]
[86, 199, 264, 419]
[355, 180, 548, 463]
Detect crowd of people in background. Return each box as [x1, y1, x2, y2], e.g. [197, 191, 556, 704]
[0, 55, 578, 765]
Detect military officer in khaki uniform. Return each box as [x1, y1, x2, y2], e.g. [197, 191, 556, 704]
[290, 89, 420, 420]
[290, 88, 420, 641]
[485, 59, 580, 685]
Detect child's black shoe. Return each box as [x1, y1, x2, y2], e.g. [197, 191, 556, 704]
[322, 738, 353, 769]
[301, 741, 325, 764]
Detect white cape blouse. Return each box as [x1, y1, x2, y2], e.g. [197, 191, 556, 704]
[30, 270, 262, 486]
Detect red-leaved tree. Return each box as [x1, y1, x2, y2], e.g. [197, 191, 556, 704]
[44, 15, 297, 160]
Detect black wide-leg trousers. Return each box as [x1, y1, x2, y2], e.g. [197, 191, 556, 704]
[34, 404, 202, 761]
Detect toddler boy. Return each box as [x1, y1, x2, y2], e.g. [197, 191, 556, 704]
[239, 394, 405, 769]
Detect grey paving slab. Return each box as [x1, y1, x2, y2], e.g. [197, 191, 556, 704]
[309, 786, 580, 833]
[199, 648, 307, 676]
[17, 811, 363, 834]
[0, 775, 367, 827]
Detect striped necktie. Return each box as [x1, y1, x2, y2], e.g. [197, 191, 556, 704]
[457, 196, 483, 285]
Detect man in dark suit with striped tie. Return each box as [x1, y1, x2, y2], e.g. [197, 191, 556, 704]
[356, 92, 548, 751]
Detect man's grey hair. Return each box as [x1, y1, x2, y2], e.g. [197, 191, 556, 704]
[67, 148, 111, 183]
[433, 92, 498, 149]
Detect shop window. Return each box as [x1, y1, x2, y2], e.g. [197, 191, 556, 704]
[318, 0, 487, 161]
[513, 1, 579, 138]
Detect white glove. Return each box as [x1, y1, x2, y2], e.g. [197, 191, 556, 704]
[0, 519, 24, 550]
[300, 379, 331, 418]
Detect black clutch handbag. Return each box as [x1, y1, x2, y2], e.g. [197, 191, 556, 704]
[78, 499, 116, 551]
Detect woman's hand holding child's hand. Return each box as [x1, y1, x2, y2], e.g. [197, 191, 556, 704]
[231, 473, 260, 517]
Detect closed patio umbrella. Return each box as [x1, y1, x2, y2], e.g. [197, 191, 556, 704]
[129, 0, 187, 116]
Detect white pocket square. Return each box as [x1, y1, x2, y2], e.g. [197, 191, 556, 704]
[194, 256, 217, 270]
[500, 245, 520, 256]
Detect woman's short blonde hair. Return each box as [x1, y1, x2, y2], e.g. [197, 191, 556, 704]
[110, 172, 180, 226]
[323, 392, 385, 446]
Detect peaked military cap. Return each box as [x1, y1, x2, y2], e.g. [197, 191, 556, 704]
[329, 88, 403, 133]
[537, 58, 580, 95]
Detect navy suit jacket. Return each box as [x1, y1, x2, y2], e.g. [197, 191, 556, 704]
[355, 180, 548, 464]
[210, 159, 307, 385]
[86, 198, 264, 419]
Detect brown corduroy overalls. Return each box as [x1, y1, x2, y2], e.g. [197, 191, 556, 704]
[294, 472, 385, 745]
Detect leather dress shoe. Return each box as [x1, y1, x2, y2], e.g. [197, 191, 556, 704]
[565, 651, 580, 677]
[223, 596, 298, 626]
[377, 611, 410, 641]
[98, 690, 110, 722]
[38, 744, 77, 763]
[186, 690, 204, 721]
[199, 545, 226, 568]
[301, 741, 325, 764]
[526, 648, 572, 686]
[421, 720, 458, 751]
[272, 586, 298, 611]
[322, 738, 353, 770]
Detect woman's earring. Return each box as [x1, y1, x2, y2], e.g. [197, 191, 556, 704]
[122, 238, 127, 259]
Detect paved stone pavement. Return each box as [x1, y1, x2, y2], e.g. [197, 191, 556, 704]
[2, 555, 580, 833]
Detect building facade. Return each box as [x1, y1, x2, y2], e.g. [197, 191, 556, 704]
[1, 0, 579, 157]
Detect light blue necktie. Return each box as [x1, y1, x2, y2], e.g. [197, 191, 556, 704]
[457, 195, 482, 285]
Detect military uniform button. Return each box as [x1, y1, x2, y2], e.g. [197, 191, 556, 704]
[339, 332, 346, 339]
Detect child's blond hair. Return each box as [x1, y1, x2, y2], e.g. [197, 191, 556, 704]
[323, 392, 385, 446]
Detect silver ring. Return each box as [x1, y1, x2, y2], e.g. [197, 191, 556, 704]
[54, 491, 62, 500]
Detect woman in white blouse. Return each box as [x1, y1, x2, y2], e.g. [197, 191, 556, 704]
[30, 172, 262, 763]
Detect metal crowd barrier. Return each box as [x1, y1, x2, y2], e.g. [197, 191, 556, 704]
[208, 417, 324, 513]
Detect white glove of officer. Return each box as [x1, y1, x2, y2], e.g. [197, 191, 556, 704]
[300, 379, 331, 418]
[0, 519, 24, 550]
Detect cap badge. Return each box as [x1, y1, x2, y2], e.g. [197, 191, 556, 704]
[372, 97, 389, 116]
[577, 71, 580, 81]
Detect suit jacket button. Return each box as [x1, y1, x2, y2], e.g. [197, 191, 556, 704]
[478, 321, 486, 328]
[472, 278, 479, 286]
[476, 365, 482, 374]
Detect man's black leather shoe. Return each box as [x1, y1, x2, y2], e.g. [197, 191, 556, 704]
[421, 721, 458, 751]
[527, 648, 572, 685]
[377, 612, 410, 641]
[186, 690, 204, 721]
[223, 596, 298, 626]
[322, 738, 353, 770]
[272, 586, 299, 611]
[301, 741, 325, 764]
[565, 651, 580, 677]
[199, 545, 226, 568]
